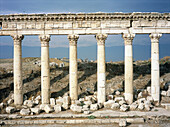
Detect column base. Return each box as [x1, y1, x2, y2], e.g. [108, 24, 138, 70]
[14, 90, 23, 105]
[124, 93, 133, 104]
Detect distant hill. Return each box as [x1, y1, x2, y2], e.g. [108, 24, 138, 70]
[0, 44, 170, 62]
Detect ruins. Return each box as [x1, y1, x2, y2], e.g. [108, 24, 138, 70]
[0, 12, 170, 106]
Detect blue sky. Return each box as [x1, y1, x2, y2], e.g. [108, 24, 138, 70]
[0, 0, 170, 61]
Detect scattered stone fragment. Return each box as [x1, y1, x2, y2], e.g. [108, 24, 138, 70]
[84, 110, 91, 115]
[165, 104, 170, 110]
[85, 96, 92, 101]
[35, 95, 41, 100]
[138, 103, 144, 110]
[137, 98, 145, 104]
[104, 100, 115, 109]
[40, 104, 46, 110]
[20, 108, 31, 115]
[107, 95, 114, 100]
[91, 96, 97, 103]
[84, 101, 92, 106]
[138, 92, 143, 98]
[119, 119, 127, 127]
[145, 104, 151, 111]
[119, 100, 126, 106]
[63, 96, 71, 105]
[111, 103, 120, 110]
[115, 91, 120, 95]
[6, 106, 15, 114]
[114, 97, 124, 102]
[83, 104, 90, 109]
[120, 105, 129, 112]
[50, 98, 56, 106]
[31, 108, 41, 114]
[44, 105, 54, 113]
[54, 105, 62, 113]
[79, 98, 85, 102]
[31, 96, 35, 101]
[130, 103, 138, 110]
[34, 99, 40, 105]
[24, 100, 35, 108]
[147, 86, 151, 95]
[62, 104, 69, 110]
[90, 104, 98, 111]
[161, 91, 167, 96]
[82, 106, 89, 111]
[74, 100, 81, 105]
[0, 103, 4, 109]
[70, 104, 82, 113]
[7, 99, 14, 105]
[167, 90, 170, 97]
[56, 97, 63, 106]
[146, 96, 154, 102]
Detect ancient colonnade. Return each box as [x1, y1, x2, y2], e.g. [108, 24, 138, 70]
[10, 32, 162, 105]
[0, 13, 169, 105]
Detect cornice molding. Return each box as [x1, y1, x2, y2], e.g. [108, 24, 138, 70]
[1, 13, 169, 22]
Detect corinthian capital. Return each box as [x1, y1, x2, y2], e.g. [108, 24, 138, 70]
[39, 35, 50, 47]
[122, 33, 135, 45]
[96, 34, 107, 45]
[68, 34, 79, 46]
[11, 34, 24, 45]
[149, 33, 162, 43]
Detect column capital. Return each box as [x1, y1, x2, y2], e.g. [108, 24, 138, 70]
[149, 33, 162, 43]
[122, 33, 135, 45]
[68, 34, 79, 46]
[11, 34, 24, 45]
[96, 34, 107, 45]
[39, 34, 50, 47]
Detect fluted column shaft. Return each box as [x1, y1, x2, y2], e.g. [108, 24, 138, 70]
[68, 34, 79, 102]
[11, 34, 24, 105]
[149, 33, 162, 102]
[122, 33, 135, 104]
[96, 34, 107, 104]
[39, 35, 50, 104]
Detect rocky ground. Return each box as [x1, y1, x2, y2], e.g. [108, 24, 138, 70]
[0, 56, 170, 126]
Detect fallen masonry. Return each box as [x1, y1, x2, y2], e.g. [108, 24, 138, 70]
[0, 86, 170, 126]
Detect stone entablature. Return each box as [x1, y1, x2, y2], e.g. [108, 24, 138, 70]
[0, 13, 170, 35]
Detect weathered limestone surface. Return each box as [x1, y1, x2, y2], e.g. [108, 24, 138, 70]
[96, 34, 107, 104]
[1, 13, 170, 35]
[68, 34, 79, 101]
[149, 33, 162, 102]
[11, 34, 24, 105]
[122, 33, 135, 104]
[0, 13, 170, 106]
[39, 35, 51, 104]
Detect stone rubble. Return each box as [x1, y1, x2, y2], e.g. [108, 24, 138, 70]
[90, 104, 98, 111]
[54, 105, 62, 113]
[30, 108, 41, 114]
[44, 105, 54, 113]
[50, 98, 56, 106]
[20, 108, 31, 115]
[1, 84, 169, 116]
[6, 106, 15, 114]
[119, 119, 127, 127]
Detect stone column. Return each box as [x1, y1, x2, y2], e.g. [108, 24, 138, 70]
[96, 34, 107, 104]
[39, 35, 51, 104]
[68, 34, 79, 102]
[149, 33, 162, 102]
[11, 34, 24, 105]
[122, 33, 135, 104]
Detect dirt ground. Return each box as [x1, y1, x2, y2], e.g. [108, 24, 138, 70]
[0, 57, 170, 103]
